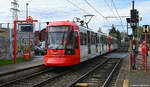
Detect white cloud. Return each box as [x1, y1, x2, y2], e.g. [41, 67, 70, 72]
[0, 0, 150, 33]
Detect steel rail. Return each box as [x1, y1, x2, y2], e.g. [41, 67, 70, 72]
[32, 70, 71, 87]
[102, 58, 122, 87]
[0, 67, 53, 87]
[0, 64, 45, 77]
[67, 59, 109, 87]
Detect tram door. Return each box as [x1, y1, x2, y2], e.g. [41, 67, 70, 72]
[87, 31, 91, 54]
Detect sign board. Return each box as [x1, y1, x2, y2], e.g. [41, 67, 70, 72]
[131, 23, 136, 26]
[143, 25, 149, 33]
[19, 23, 33, 32]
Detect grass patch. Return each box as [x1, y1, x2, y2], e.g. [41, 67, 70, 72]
[0, 56, 29, 66]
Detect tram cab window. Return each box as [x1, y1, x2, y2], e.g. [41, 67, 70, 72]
[47, 26, 69, 50]
[66, 27, 74, 49]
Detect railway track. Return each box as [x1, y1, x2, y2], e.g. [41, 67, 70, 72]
[0, 56, 107, 87]
[0, 64, 47, 85]
[0, 67, 70, 87]
[33, 58, 108, 87]
[0, 55, 123, 87]
[68, 58, 122, 87]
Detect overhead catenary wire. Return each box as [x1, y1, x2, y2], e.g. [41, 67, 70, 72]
[66, 0, 89, 14]
[104, 0, 116, 17]
[84, 0, 112, 26]
[111, 0, 125, 31]
[66, 0, 105, 28]
[84, 0, 105, 18]
[67, 0, 124, 31]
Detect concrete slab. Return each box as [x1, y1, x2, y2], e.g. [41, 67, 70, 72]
[115, 54, 150, 87]
[104, 52, 129, 58]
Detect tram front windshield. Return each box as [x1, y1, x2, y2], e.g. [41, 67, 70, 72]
[47, 26, 69, 50]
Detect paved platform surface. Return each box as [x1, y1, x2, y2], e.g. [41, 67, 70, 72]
[115, 53, 150, 87]
[104, 52, 129, 58]
[0, 56, 44, 75]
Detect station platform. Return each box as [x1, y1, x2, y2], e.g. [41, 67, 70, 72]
[115, 53, 150, 87]
[0, 56, 44, 76]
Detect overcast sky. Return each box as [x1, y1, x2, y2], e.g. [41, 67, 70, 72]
[0, 0, 149, 33]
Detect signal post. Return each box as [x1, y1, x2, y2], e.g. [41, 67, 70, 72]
[127, 0, 140, 71]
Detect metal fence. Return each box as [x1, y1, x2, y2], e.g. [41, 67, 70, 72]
[0, 22, 47, 59]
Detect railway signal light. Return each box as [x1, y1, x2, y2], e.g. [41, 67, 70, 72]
[131, 9, 139, 23]
[126, 18, 131, 23]
[135, 10, 139, 23]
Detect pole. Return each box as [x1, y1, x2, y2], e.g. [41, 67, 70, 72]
[8, 23, 11, 58]
[29, 32, 31, 60]
[129, 53, 132, 71]
[26, 3, 29, 19]
[132, 0, 134, 10]
[14, 21, 16, 64]
[127, 23, 128, 35]
[145, 32, 147, 72]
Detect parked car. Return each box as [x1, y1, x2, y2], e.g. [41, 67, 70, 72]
[34, 41, 46, 55]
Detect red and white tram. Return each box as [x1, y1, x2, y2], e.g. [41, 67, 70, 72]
[44, 21, 118, 66]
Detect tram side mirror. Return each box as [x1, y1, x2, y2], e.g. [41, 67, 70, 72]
[45, 32, 48, 41]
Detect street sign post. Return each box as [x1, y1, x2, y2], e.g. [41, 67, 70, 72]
[143, 25, 149, 72]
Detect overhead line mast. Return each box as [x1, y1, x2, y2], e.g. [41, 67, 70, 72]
[126, 0, 140, 71]
[11, 0, 20, 21]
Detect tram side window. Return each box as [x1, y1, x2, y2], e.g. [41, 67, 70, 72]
[75, 32, 78, 49]
[97, 35, 99, 44]
[105, 37, 107, 45]
[93, 33, 95, 44]
[94, 33, 96, 44]
[84, 33, 87, 45]
[93, 33, 96, 44]
[91, 33, 93, 44]
[112, 39, 114, 44]
[88, 32, 90, 44]
[102, 36, 104, 44]
[80, 32, 83, 45]
[91, 33, 94, 44]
